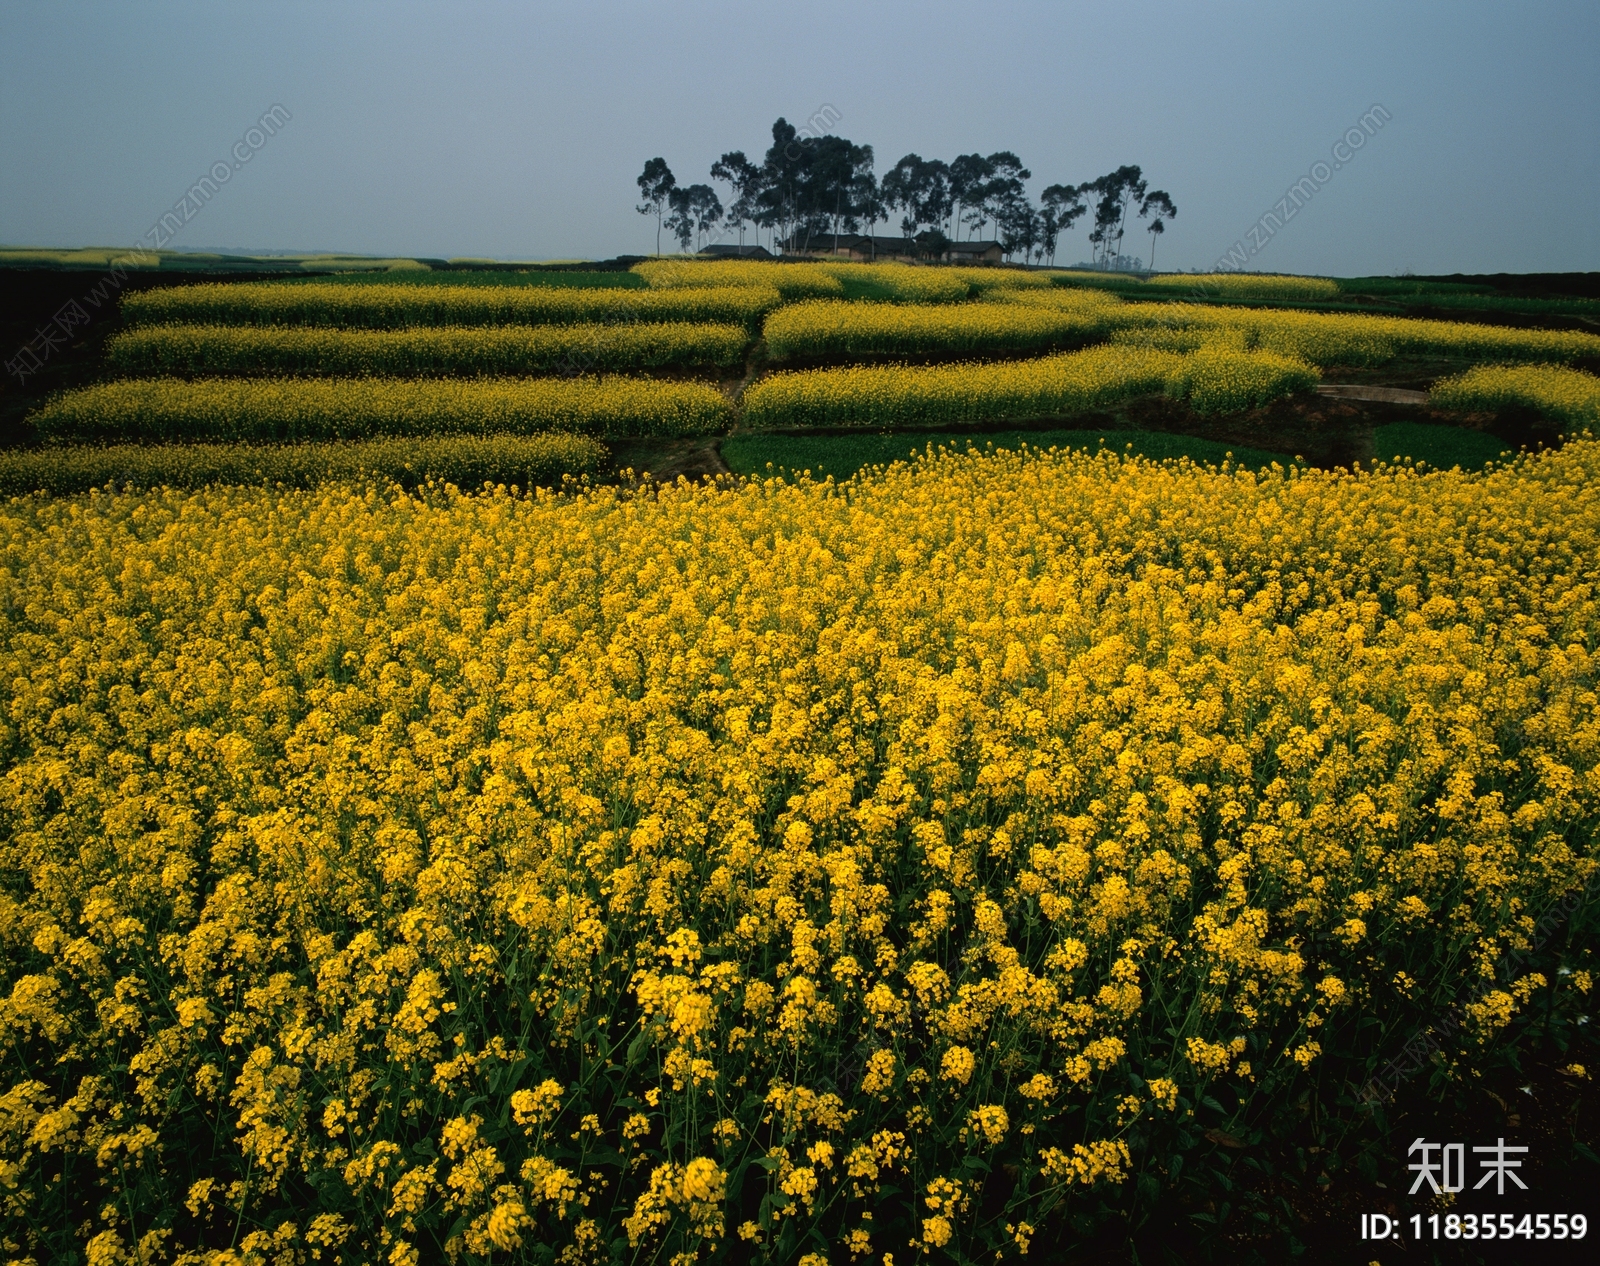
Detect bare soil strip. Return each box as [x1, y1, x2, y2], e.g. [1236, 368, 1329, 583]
[1317, 384, 1429, 404]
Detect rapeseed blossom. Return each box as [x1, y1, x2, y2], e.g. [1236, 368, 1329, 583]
[0, 439, 1596, 1262]
[1430, 363, 1600, 431]
[109, 320, 750, 376]
[123, 281, 779, 330]
[742, 343, 1315, 428]
[32, 375, 730, 443]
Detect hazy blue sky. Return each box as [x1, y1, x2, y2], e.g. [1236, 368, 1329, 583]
[2, 0, 1596, 275]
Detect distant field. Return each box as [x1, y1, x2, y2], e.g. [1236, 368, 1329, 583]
[1046, 268, 1600, 319]
[9, 255, 1598, 475]
[273, 269, 645, 288]
[0, 247, 433, 272]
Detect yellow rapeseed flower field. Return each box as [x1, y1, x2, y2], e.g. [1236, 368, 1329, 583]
[944, 267, 1053, 294]
[743, 346, 1183, 428]
[1000, 289, 1600, 366]
[632, 259, 1043, 303]
[1042, 272, 1339, 302]
[108, 322, 750, 376]
[1429, 364, 1600, 431]
[1147, 274, 1341, 301]
[2, 441, 1595, 1263]
[1161, 346, 1321, 414]
[631, 259, 845, 299]
[122, 283, 781, 331]
[742, 344, 1316, 428]
[30, 377, 732, 443]
[0, 433, 606, 497]
[761, 300, 1104, 359]
[813, 264, 972, 303]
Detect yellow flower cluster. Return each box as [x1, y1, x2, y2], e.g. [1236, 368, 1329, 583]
[1001, 288, 1600, 366]
[1041, 270, 1142, 290]
[742, 343, 1316, 428]
[0, 432, 605, 497]
[1429, 363, 1600, 432]
[122, 281, 781, 330]
[814, 262, 972, 303]
[943, 266, 1054, 294]
[634, 258, 1050, 304]
[2, 437, 1596, 1261]
[762, 298, 1104, 359]
[108, 320, 750, 376]
[1163, 346, 1320, 415]
[1045, 271, 1339, 302]
[632, 258, 845, 299]
[31, 375, 731, 443]
[1148, 273, 1341, 301]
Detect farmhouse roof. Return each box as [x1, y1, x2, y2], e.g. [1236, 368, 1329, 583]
[779, 233, 1003, 254]
[699, 244, 774, 258]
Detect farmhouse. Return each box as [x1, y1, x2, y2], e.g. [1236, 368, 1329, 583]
[698, 243, 774, 259]
[944, 239, 1005, 264]
[777, 233, 1004, 264]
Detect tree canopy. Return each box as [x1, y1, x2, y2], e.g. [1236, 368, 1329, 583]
[636, 126, 1174, 267]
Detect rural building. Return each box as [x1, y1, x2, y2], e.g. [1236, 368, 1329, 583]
[699, 244, 774, 259]
[945, 239, 1004, 264]
[778, 233, 1004, 264]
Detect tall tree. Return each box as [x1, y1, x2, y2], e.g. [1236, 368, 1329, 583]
[995, 191, 1038, 263]
[666, 184, 722, 252]
[664, 187, 694, 253]
[1139, 190, 1176, 273]
[1109, 166, 1148, 265]
[635, 158, 676, 256]
[948, 153, 992, 241]
[850, 168, 884, 257]
[1040, 183, 1086, 266]
[1083, 166, 1147, 267]
[977, 152, 1030, 245]
[755, 119, 806, 250]
[805, 137, 874, 253]
[710, 151, 764, 249]
[689, 184, 723, 251]
[881, 154, 926, 250]
[913, 159, 953, 250]
[882, 154, 955, 254]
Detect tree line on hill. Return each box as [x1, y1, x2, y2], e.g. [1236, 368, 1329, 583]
[636, 119, 1176, 269]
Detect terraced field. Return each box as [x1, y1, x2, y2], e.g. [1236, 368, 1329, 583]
[12, 259, 1599, 493]
[2, 259, 1599, 1266]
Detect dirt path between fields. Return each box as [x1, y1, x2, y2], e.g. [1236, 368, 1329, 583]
[1317, 384, 1430, 404]
[603, 435, 730, 484]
